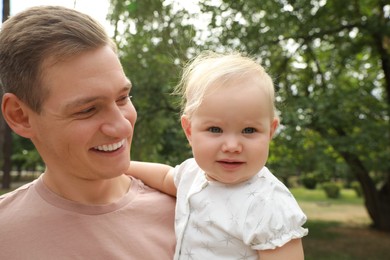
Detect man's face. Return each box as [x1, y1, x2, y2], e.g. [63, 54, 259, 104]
[29, 45, 137, 181]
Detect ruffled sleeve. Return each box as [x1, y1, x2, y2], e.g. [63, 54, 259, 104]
[243, 173, 308, 250]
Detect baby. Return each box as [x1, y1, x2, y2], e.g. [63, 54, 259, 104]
[130, 51, 308, 260]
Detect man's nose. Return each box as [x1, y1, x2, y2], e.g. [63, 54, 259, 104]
[100, 104, 136, 138]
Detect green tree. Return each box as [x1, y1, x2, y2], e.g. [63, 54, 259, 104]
[11, 135, 43, 174]
[199, 0, 390, 231]
[108, 0, 195, 164]
[109, 0, 390, 231]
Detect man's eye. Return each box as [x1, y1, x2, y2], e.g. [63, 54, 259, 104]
[78, 107, 95, 115]
[208, 127, 222, 133]
[242, 127, 256, 134]
[117, 95, 131, 104]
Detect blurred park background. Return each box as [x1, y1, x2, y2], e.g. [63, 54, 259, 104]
[1, 0, 389, 259]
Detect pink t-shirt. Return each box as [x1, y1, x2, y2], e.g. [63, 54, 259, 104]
[0, 175, 176, 260]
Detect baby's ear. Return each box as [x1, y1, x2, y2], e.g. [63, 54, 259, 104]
[181, 115, 192, 145]
[270, 117, 279, 139]
[1, 93, 35, 138]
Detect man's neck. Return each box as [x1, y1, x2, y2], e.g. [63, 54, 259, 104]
[42, 172, 132, 205]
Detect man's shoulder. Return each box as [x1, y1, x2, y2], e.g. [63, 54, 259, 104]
[129, 177, 176, 219]
[0, 180, 36, 205]
[131, 176, 175, 201]
[0, 180, 38, 225]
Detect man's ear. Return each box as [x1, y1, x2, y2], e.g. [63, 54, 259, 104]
[181, 115, 192, 146]
[2, 93, 34, 138]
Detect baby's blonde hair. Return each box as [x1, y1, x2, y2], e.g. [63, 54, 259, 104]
[175, 51, 277, 120]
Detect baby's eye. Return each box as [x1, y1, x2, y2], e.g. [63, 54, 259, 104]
[242, 127, 256, 134]
[208, 127, 222, 133]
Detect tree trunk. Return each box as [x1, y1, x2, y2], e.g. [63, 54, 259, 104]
[366, 2, 390, 232]
[1, 0, 11, 189]
[312, 123, 390, 232]
[341, 152, 390, 232]
[1, 125, 12, 189]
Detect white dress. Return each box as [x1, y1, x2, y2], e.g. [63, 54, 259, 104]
[173, 158, 308, 260]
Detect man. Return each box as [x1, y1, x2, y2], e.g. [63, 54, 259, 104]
[0, 6, 175, 259]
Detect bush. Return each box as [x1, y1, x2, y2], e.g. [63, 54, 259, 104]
[351, 181, 363, 197]
[322, 182, 340, 199]
[301, 173, 318, 190]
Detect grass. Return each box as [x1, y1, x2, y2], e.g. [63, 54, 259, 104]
[291, 188, 390, 260]
[292, 187, 363, 205]
[303, 220, 390, 260]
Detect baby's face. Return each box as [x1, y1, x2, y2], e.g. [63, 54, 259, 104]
[182, 75, 278, 184]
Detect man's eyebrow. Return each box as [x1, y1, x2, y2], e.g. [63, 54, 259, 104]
[63, 96, 99, 112]
[63, 82, 132, 112]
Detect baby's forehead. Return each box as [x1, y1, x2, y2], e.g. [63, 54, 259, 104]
[183, 67, 275, 118]
[206, 73, 268, 93]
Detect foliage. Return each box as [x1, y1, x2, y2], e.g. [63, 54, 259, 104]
[197, 0, 390, 231]
[351, 181, 363, 197]
[108, 0, 196, 164]
[321, 182, 341, 199]
[106, 0, 390, 230]
[268, 129, 349, 182]
[198, 0, 389, 174]
[300, 173, 318, 189]
[11, 134, 44, 172]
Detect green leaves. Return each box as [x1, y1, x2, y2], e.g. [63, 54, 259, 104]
[108, 0, 389, 177]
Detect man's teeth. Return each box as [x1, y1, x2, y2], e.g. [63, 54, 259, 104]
[95, 140, 125, 152]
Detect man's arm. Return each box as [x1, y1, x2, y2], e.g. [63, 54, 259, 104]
[127, 161, 177, 197]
